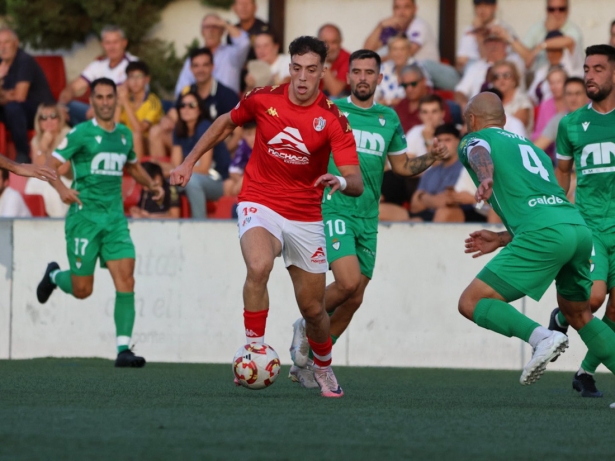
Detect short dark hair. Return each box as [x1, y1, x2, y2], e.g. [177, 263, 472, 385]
[90, 77, 116, 94]
[190, 47, 214, 64]
[564, 76, 585, 88]
[126, 61, 150, 76]
[141, 161, 163, 179]
[484, 87, 504, 100]
[349, 49, 381, 70]
[435, 123, 460, 139]
[585, 44, 615, 63]
[0, 167, 8, 181]
[418, 94, 444, 110]
[288, 36, 327, 64]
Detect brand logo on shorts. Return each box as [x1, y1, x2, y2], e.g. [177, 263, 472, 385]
[311, 247, 327, 264]
[332, 239, 340, 250]
[313, 117, 326, 132]
[267, 127, 312, 165]
[528, 195, 564, 207]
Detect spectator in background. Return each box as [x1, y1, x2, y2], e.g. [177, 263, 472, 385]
[488, 60, 533, 134]
[244, 59, 273, 92]
[455, 33, 525, 110]
[129, 162, 180, 219]
[175, 14, 250, 96]
[0, 27, 54, 164]
[24, 103, 71, 217]
[318, 24, 351, 98]
[0, 168, 31, 217]
[224, 121, 255, 197]
[532, 66, 567, 141]
[405, 94, 445, 157]
[58, 25, 137, 127]
[253, 32, 291, 85]
[170, 91, 224, 218]
[150, 48, 239, 161]
[456, 0, 516, 72]
[500, 0, 583, 72]
[115, 61, 163, 160]
[230, 0, 270, 60]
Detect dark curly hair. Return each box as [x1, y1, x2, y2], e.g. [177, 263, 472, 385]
[288, 36, 327, 64]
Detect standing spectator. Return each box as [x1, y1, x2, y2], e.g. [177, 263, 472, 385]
[149, 48, 239, 162]
[488, 60, 533, 134]
[405, 94, 445, 156]
[229, 0, 270, 61]
[224, 121, 255, 198]
[0, 27, 54, 164]
[253, 32, 291, 85]
[24, 103, 71, 217]
[0, 168, 31, 217]
[115, 61, 163, 160]
[175, 14, 250, 95]
[318, 24, 351, 98]
[129, 162, 180, 219]
[58, 25, 137, 127]
[532, 66, 567, 141]
[170, 91, 224, 218]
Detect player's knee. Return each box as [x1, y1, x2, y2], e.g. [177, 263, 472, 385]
[73, 285, 93, 299]
[457, 291, 476, 320]
[336, 277, 361, 300]
[589, 293, 606, 312]
[245, 259, 273, 285]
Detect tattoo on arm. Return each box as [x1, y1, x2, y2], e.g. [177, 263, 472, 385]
[468, 146, 494, 182]
[403, 153, 435, 176]
[498, 231, 512, 247]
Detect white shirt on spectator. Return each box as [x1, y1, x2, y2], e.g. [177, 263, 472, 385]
[455, 54, 526, 100]
[0, 187, 31, 218]
[504, 88, 534, 135]
[503, 113, 527, 138]
[25, 176, 71, 218]
[270, 54, 291, 84]
[456, 20, 516, 63]
[405, 124, 429, 156]
[527, 49, 582, 105]
[81, 52, 138, 84]
[406, 17, 440, 62]
[523, 20, 584, 72]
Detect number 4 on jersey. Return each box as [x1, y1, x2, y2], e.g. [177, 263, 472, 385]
[519, 145, 549, 181]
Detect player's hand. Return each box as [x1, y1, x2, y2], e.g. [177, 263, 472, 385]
[149, 184, 165, 202]
[12, 163, 57, 181]
[429, 138, 449, 161]
[170, 162, 194, 188]
[314, 173, 343, 197]
[59, 188, 82, 206]
[475, 178, 493, 202]
[465, 229, 500, 258]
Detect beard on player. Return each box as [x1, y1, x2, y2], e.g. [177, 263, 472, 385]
[351, 81, 376, 102]
[585, 80, 613, 102]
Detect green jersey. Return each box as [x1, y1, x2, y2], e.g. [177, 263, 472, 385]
[556, 103, 615, 232]
[53, 119, 137, 216]
[322, 97, 407, 218]
[459, 128, 585, 236]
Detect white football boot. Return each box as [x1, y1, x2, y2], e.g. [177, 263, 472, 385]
[289, 318, 309, 367]
[288, 359, 319, 389]
[520, 331, 568, 385]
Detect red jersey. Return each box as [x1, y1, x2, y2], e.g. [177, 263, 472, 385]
[230, 84, 358, 221]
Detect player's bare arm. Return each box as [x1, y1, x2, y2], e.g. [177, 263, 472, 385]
[464, 229, 512, 258]
[314, 164, 364, 197]
[44, 155, 82, 206]
[0, 153, 57, 181]
[468, 146, 494, 201]
[125, 162, 164, 201]
[555, 158, 573, 193]
[389, 138, 449, 177]
[170, 113, 237, 187]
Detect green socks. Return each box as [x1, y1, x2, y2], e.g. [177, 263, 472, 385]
[579, 316, 615, 374]
[473, 298, 540, 342]
[50, 269, 73, 295]
[114, 292, 136, 353]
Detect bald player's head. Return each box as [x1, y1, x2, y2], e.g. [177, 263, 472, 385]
[464, 92, 507, 134]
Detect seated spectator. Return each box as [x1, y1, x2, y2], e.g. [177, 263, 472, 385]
[0, 27, 54, 164]
[175, 14, 250, 96]
[224, 122, 255, 197]
[535, 76, 587, 153]
[405, 94, 445, 156]
[526, 30, 580, 105]
[24, 103, 71, 217]
[230, 0, 270, 61]
[115, 61, 163, 160]
[532, 66, 567, 141]
[244, 60, 273, 92]
[129, 162, 180, 219]
[318, 24, 351, 98]
[59, 25, 137, 127]
[455, 33, 525, 110]
[488, 60, 533, 134]
[0, 168, 31, 217]
[170, 91, 224, 218]
[253, 32, 290, 85]
[456, 0, 516, 72]
[149, 48, 239, 160]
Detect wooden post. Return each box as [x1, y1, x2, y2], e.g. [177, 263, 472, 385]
[438, 0, 457, 65]
[268, 0, 286, 50]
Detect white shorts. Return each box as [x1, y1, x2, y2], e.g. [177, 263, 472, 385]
[237, 201, 327, 274]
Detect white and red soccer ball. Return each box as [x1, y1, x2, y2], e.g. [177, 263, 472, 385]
[233, 343, 281, 390]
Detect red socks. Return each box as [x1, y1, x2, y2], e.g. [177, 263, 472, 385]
[244, 309, 268, 343]
[308, 336, 333, 368]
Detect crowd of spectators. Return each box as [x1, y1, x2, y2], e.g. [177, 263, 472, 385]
[0, 0, 612, 223]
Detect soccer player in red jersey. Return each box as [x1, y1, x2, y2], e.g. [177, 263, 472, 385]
[170, 36, 363, 398]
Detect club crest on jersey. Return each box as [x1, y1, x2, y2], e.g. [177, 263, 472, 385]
[95, 135, 102, 144]
[379, 115, 386, 126]
[313, 117, 326, 132]
[332, 239, 340, 250]
[121, 134, 126, 145]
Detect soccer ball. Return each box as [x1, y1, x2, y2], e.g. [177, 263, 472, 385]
[233, 342, 281, 390]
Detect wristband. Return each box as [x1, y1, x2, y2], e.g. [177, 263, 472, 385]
[335, 175, 347, 191]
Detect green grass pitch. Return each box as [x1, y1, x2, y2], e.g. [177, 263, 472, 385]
[1, 359, 614, 460]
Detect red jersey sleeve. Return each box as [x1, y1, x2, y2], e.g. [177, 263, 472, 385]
[229, 88, 260, 126]
[329, 112, 358, 167]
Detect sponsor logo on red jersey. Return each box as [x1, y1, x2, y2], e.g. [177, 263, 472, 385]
[267, 127, 312, 165]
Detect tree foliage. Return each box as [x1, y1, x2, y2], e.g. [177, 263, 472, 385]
[199, 0, 234, 9]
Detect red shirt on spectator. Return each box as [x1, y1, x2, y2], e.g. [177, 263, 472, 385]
[319, 48, 351, 93]
[230, 84, 358, 221]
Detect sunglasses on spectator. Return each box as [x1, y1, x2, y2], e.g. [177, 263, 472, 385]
[492, 72, 512, 81]
[39, 113, 59, 120]
[547, 6, 567, 12]
[179, 101, 198, 109]
[401, 80, 421, 88]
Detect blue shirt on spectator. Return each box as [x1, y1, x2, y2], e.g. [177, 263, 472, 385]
[417, 161, 464, 199]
